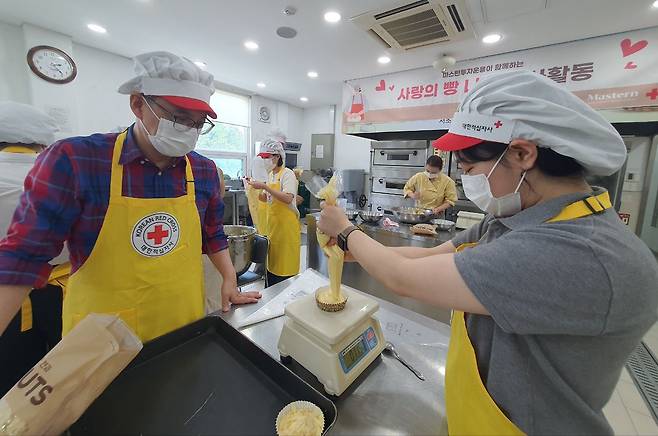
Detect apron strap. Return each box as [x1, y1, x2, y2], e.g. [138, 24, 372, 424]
[20, 297, 33, 332]
[546, 191, 612, 223]
[110, 132, 128, 200]
[109, 131, 196, 200]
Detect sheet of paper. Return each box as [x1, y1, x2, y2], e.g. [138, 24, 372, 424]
[315, 144, 324, 159]
[237, 269, 329, 328]
[377, 310, 440, 345]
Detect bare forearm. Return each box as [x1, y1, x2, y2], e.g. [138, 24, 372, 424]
[0, 285, 31, 334]
[435, 201, 452, 212]
[266, 187, 294, 204]
[348, 232, 487, 313]
[208, 249, 237, 285]
[389, 240, 456, 259]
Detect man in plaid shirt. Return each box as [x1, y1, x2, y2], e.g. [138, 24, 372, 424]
[0, 51, 261, 343]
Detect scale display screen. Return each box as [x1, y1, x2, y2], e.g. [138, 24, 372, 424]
[339, 327, 378, 374]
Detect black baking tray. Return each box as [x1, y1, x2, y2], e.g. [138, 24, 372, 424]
[69, 316, 337, 435]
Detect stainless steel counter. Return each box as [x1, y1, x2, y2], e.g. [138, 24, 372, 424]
[307, 213, 456, 324]
[220, 274, 450, 435]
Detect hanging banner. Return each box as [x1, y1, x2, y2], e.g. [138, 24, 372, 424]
[343, 26, 658, 134]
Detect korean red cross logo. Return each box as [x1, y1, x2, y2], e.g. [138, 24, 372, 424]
[131, 212, 180, 257]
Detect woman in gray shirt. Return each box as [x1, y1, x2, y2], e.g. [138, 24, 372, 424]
[319, 70, 658, 435]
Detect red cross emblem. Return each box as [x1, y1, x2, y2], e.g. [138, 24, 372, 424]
[132, 213, 180, 257]
[147, 225, 169, 245]
[494, 120, 503, 128]
[647, 88, 658, 101]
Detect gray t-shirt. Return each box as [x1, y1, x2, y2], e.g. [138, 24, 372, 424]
[451, 188, 658, 435]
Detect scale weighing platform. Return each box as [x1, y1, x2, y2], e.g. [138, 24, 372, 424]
[278, 288, 386, 396]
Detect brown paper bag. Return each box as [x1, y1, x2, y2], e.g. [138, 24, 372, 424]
[0, 313, 142, 435]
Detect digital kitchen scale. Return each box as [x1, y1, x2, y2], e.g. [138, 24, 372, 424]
[278, 288, 385, 396]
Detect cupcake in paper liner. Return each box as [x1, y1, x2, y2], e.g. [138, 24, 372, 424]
[315, 287, 347, 312]
[276, 400, 325, 436]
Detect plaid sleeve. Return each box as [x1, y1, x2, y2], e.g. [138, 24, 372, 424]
[202, 166, 228, 254]
[0, 141, 80, 287]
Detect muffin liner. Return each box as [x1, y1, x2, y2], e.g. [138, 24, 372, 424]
[315, 288, 348, 312]
[276, 400, 325, 436]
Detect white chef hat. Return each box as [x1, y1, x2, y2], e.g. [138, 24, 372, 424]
[0, 102, 59, 146]
[433, 70, 627, 176]
[118, 51, 217, 118]
[266, 127, 287, 144]
[257, 138, 286, 162]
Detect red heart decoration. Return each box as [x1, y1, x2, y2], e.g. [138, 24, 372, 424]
[375, 80, 386, 92]
[625, 61, 638, 70]
[621, 38, 648, 57]
[389, 85, 395, 91]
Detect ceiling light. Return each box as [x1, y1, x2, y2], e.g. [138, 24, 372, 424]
[378, 56, 391, 64]
[244, 40, 259, 50]
[307, 71, 318, 78]
[300, 97, 309, 102]
[87, 23, 107, 34]
[482, 33, 502, 44]
[324, 11, 341, 23]
[194, 61, 207, 68]
[653, 0, 658, 7]
[257, 82, 266, 88]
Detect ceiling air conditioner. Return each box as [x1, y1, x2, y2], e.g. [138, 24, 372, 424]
[352, 0, 474, 50]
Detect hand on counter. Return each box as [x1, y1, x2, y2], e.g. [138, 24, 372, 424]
[221, 277, 262, 312]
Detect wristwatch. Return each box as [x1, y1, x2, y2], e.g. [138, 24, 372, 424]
[337, 225, 362, 252]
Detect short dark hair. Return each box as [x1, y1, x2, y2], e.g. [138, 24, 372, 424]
[276, 155, 284, 167]
[455, 141, 584, 178]
[426, 155, 443, 170]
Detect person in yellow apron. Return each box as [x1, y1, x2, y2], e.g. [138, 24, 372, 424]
[318, 71, 658, 434]
[0, 52, 260, 347]
[248, 137, 300, 286]
[0, 102, 69, 395]
[403, 155, 458, 215]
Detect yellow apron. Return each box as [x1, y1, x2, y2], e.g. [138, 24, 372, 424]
[266, 170, 300, 277]
[0, 145, 72, 332]
[257, 196, 269, 237]
[446, 192, 612, 435]
[62, 132, 204, 342]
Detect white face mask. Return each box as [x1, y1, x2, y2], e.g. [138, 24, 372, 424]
[425, 171, 439, 180]
[461, 149, 527, 217]
[139, 98, 200, 157]
[264, 157, 277, 172]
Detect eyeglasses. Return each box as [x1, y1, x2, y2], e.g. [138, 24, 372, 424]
[145, 96, 215, 135]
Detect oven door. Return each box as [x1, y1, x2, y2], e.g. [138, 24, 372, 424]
[372, 176, 408, 196]
[285, 152, 298, 169]
[373, 148, 427, 167]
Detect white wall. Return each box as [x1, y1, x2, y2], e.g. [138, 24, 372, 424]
[250, 95, 307, 167]
[301, 105, 335, 169]
[0, 22, 29, 103]
[0, 21, 134, 139]
[333, 110, 371, 171]
[69, 43, 133, 135]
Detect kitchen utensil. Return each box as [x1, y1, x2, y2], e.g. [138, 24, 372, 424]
[431, 219, 456, 231]
[391, 206, 435, 224]
[279, 289, 385, 396]
[223, 225, 256, 276]
[383, 342, 425, 381]
[358, 210, 384, 223]
[345, 209, 359, 221]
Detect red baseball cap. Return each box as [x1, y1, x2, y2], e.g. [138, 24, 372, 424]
[432, 133, 484, 151]
[160, 95, 217, 119]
